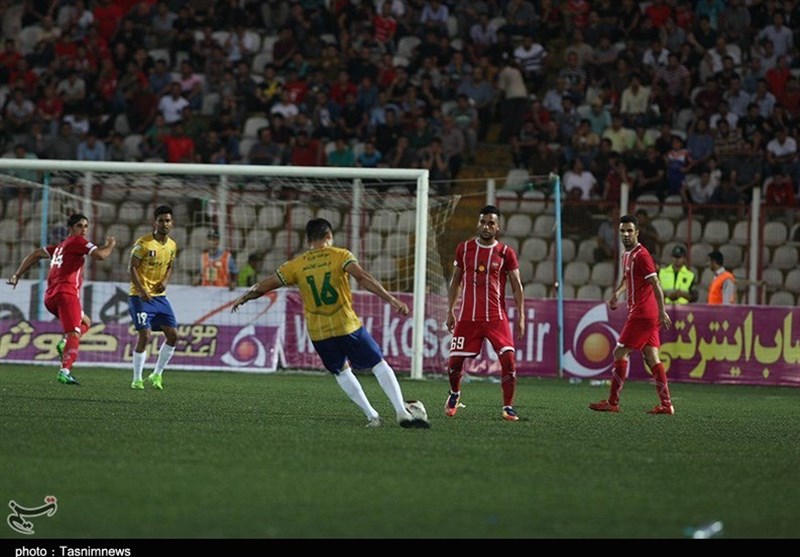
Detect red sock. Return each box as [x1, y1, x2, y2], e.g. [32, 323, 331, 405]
[651, 362, 672, 407]
[499, 351, 516, 407]
[79, 321, 89, 335]
[609, 359, 628, 406]
[447, 356, 465, 393]
[62, 334, 80, 370]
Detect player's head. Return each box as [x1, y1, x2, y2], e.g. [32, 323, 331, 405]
[671, 245, 687, 265]
[154, 205, 174, 236]
[618, 214, 639, 250]
[477, 205, 501, 242]
[207, 228, 220, 247]
[66, 213, 89, 235]
[708, 250, 724, 270]
[306, 218, 334, 245]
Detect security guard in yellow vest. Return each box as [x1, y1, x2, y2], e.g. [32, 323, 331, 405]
[658, 245, 697, 304]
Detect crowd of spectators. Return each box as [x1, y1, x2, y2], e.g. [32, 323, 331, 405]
[0, 0, 799, 206]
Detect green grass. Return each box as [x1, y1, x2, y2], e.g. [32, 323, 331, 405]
[1, 365, 798, 539]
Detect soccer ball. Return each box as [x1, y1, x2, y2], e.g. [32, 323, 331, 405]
[405, 400, 428, 421]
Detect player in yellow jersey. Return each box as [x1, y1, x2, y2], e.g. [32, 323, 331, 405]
[128, 205, 179, 390]
[231, 218, 429, 428]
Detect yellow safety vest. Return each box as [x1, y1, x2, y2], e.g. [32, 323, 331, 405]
[658, 265, 695, 304]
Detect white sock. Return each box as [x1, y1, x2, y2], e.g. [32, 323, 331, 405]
[372, 360, 412, 421]
[153, 343, 175, 376]
[133, 351, 147, 382]
[59, 368, 70, 375]
[335, 368, 379, 420]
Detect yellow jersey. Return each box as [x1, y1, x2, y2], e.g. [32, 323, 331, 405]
[277, 246, 362, 341]
[129, 233, 177, 297]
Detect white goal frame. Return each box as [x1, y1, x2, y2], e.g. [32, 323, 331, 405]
[0, 159, 431, 379]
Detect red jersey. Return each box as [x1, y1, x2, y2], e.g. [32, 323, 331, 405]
[45, 235, 96, 297]
[621, 243, 658, 320]
[453, 238, 519, 322]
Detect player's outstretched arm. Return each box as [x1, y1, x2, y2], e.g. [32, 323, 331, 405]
[231, 273, 283, 312]
[91, 236, 116, 260]
[7, 247, 50, 288]
[346, 261, 409, 315]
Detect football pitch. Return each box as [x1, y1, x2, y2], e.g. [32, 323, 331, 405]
[1, 365, 798, 539]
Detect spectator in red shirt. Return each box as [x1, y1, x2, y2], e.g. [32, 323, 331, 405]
[93, 0, 125, 42]
[289, 130, 326, 166]
[765, 172, 796, 206]
[163, 122, 195, 163]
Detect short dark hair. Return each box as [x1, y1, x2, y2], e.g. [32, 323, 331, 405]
[620, 214, 639, 229]
[306, 218, 333, 242]
[708, 250, 724, 265]
[154, 205, 172, 218]
[67, 213, 88, 227]
[480, 205, 501, 218]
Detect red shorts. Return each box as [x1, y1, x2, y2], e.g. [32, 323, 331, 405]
[617, 317, 661, 350]
[45, 291, 83, 335]
[450, 320, 515, 357]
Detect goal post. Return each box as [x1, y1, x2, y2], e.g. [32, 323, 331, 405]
[0, 159, 459, 379]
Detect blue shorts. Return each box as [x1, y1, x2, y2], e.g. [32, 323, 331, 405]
[312, 327, 384, 374]
[129, 296, 178, 332]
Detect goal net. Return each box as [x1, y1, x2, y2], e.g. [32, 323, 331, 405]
[0, 160, 459, 378]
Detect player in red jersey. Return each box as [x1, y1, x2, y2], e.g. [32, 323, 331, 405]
[7, 213, 116, 385]
[589, 214, 674, 415]
[445, 205, 525, 421]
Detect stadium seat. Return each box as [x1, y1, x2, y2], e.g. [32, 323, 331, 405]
[395, 209, 416, 234]
[575, 238, 596, 263]
[243, 115, 269, 139]
[502, 237, 520, 254]
[559, 284, 576, 299]
[731, 220, 750, 246]
[763, 221, 788, 247]
[117, 201, 146, 224]
[518, 260, 534, 283]
[548, 238, 575, 262]
[576, 283, 604, 300]
[675, 218, 702, 244]
[769, 290, 796, 307]
[244, 228, 273, 253]
[370, 254, 397, 281]
[771, 245, 798, 270]
[789, 223, 800, 243]
[783, 268, 800, 294]
[660, 195, 684, 220]
[188, 226, 213, 248]
[634, 194, 660, 218]
[257, 205, 285, 229]
[231, 204, 257, 229]
[532, 214, 555, 237]
[651, 217, 674, 243]
[563, 261, 591, 286]
[385, 232, 411, 256]
[699, 267, 715, 287]
[524, 282, 548, 298]
[273, 229, 301, 258]
[505, 213, 533, 238]
[495, 188, 519, 213]
[590, 261, 616, 287]
[689, 242, 714, 267]
[761, 267, 784, 290]
[533, 261, 555, 284]
[520, 237, 548, 262]
[317, 207, 343, 231]
[105, 223, 132, 248]
[369, 209, 397, 234]
[702, 219, 730, 246]
[397, 36, 421, 59]
[287, 206, 314, 231]
[718, 244, 743, 269]
[361, 231, 383, 257]
[503, 168, 531, 192]
[518, 190, 547, 214]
